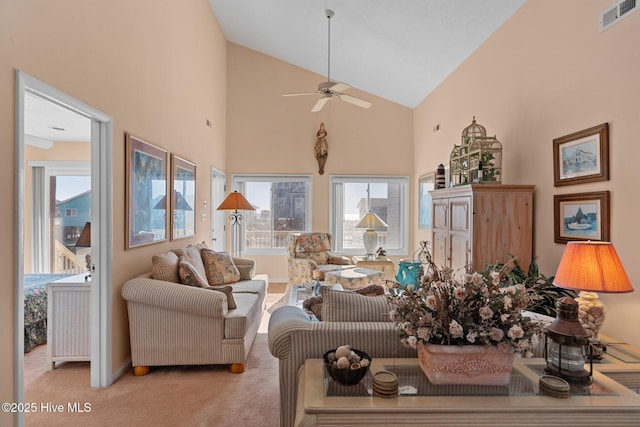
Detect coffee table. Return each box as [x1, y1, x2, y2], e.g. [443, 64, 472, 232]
[295, 357, 640, 426]
[324, 267, 384, 289]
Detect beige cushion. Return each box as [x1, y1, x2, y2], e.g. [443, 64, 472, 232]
[172, 245, 207, 280]
[205, 285, 237, 309]
[320, 286, 392, 322]
[151, 251, 180, 283]
[201, 249, 241, 285]
[178, 256, 208, 287]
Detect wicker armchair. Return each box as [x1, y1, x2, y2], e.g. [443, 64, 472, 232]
[286, 232, 355, 284]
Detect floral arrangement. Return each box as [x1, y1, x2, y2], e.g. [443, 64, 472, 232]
[388, 253, 544, 357]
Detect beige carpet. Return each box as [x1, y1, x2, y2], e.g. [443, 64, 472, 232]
[23, 288, 285, 427]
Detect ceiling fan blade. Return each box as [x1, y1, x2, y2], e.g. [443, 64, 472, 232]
[331, 82, 351, 93]
[283, 92, 318, 97]
[311, 97, 331, 112]
[339, 94, 372, 109]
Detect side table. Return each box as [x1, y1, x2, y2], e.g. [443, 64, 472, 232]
[353, 256, 395, 280]
[47, 273, 91, 369]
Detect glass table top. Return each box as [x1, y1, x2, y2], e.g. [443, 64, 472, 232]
[323, 361, 616, 398]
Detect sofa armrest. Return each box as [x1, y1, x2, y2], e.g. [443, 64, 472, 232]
[233, 257, 255, 280]
[268, 306, 314, 359]
[122, 278, 228, 318]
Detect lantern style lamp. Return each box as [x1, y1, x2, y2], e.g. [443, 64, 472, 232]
[216, 191, 255, 257]
[544, 296, 593, 385]
[355, 211, 387, 260]
[553, 241, 634, 356]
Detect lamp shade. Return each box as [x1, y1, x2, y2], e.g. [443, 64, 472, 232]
[553, 241, 634, 293]
[76, 222, 91, 248]
[355, 211, 387, 229]
[216, 191, 254, 211]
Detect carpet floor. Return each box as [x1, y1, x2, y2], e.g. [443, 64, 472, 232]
[23, 288, 286, 427]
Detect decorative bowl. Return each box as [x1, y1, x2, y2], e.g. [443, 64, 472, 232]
[323, 348, 372, 386]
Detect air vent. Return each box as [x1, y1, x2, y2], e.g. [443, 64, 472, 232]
[600, 0, 638, 31]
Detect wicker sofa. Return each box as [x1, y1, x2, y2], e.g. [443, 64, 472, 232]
[122, 244, 268, 375]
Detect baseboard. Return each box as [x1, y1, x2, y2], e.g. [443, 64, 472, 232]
[113, 357, 132, 382]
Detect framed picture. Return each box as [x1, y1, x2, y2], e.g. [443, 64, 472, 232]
[418, 173, 435, 229]
[554, 191, 610, 244]
[553, 123, 609, 186]
[170, 154, 196, 240]
[125, 133, 168, 249]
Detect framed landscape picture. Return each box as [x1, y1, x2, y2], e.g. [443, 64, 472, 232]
[170, 154, 196, 240]
[554, 191, 610, 244]
[418, 173, 435, 229]
[125, 133, 168, 249]
[553, 123, 609, 186]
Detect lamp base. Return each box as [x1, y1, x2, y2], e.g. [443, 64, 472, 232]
[544, 362, 592, 386]
[362, 229, 378, 260]
[576, 291, 606, 359]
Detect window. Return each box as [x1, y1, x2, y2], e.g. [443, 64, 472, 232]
[330, 175, 409, 256]
[65, 208, 78, 217]
[232, 174, 312, 254]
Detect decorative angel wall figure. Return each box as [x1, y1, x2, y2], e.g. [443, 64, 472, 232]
[314, 123, 328, 175]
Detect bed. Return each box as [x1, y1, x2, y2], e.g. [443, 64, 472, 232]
[24, 273, 73, 352]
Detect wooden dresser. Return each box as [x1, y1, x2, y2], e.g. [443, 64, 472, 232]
[429, 184, 534, 272]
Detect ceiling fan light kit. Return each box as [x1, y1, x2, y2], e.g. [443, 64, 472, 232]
[283, 9, 372, 112]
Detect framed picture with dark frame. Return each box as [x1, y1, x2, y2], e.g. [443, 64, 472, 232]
[170, 154, 196, 240]
[418, 173, 435, 229]
[553, 123, 609, 186]
[554, 191, 610, 244]
[125, 133, 168, 249]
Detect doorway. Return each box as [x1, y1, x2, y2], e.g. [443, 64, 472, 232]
[15, 71, 114, 424]
[211, 167, 227, 252]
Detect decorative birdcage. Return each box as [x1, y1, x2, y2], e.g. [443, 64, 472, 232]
[449, 117, 502, 186]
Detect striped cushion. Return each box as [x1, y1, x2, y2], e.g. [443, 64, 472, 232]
[151, 251, 180, 283]
[320, 287, 392, 322]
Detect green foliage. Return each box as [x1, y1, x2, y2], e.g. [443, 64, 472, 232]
[483, 257, 577, 317]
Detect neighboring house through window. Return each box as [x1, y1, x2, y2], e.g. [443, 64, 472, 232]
[232, 174, 312, 255]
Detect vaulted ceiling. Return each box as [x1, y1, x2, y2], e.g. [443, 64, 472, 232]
[208, 0, 526, 108]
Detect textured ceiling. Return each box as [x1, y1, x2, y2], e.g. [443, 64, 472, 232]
[208, 0, 526, 108]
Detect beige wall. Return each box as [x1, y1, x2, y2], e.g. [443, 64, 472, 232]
[414, 0, 640, 347]
[0, 1, 227, 422]
[226, 43, 414, 281]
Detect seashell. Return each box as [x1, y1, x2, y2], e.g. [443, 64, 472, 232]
[350, 362, 361, 370]
[335, 345, 351, 359]
[336, 356, 350, 369]
[360, 359, 370, 368]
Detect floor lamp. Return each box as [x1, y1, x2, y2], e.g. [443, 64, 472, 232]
[216, 191, 255, 257]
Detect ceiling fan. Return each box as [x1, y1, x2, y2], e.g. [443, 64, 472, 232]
[283, 9, 372, 113]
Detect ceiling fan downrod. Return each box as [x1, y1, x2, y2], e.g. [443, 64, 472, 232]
[326, 9, 333, 83]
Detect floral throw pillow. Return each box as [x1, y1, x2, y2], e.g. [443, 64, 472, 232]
[201, 249, 241, 286]
[178, 256, 208, 287]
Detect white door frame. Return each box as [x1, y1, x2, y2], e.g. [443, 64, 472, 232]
[210, 167, 227, 252]
[15, 71, 113, 425]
